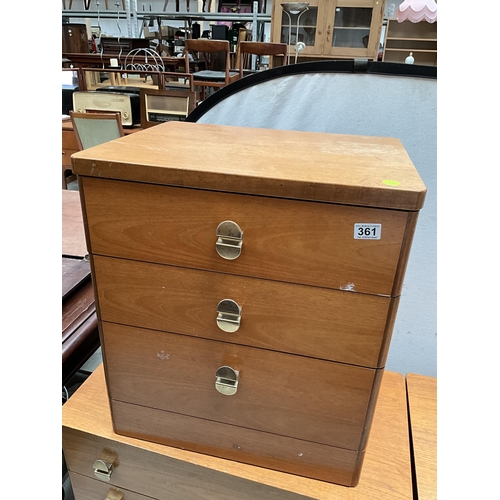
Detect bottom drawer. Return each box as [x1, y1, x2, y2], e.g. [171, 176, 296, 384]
[63, 426, 318, 499]
[110, 398, 366, 486]
[69, 472, 153, 500]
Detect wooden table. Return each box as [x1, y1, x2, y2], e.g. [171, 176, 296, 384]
[406, 373, 437, 500]
[62, 190, 99, 385]
[63, 367, 412, 499]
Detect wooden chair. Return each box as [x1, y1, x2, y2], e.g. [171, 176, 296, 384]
[69, 111, 125, 150]
[238, 41, 288, 78]
[183, 39, 239, 101]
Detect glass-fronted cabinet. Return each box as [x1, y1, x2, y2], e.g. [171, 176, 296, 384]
[276, 0, 322, 58]
[271, 0, 385, 61]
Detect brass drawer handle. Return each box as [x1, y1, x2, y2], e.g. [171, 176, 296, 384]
[216, 299, 241, 333]
[215, 366, 239, 395]
[216, 221, 243, 260]
[106, 488, 123, 500]
[93, 459, 114, 481]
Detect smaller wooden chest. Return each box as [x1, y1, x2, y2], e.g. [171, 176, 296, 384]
[71, 122, 426, 486]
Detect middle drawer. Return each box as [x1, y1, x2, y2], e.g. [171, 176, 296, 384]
[93, 255, 395, 368]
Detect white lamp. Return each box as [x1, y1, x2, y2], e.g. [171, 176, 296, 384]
[281, 2, 310, 64]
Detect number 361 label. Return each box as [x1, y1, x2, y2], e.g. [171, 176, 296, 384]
[354, 224, 382, 240]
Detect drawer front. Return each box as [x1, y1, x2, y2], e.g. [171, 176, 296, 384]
[81, 177, 409, 296]
[63, 148, 78, 167]
[103, 322, 378, 450]
[63, 130, 79, 166]
[63, 129, 79, 150]
[69, 472, 150, 500]
[110, 399, 364, 487]
[63, 425, 360, 494]
[94, 255, 394, 367]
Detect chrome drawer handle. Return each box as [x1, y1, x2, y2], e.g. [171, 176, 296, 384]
[215, 366, 239, 396]
[216, 299, 241, 333]
[216, 221, 243, 260]
[93, 459, 114, 482]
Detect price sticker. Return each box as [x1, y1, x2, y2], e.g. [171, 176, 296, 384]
[354, 224, 382, 240]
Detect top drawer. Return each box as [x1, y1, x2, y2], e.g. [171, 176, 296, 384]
[81, 177, 410, 296]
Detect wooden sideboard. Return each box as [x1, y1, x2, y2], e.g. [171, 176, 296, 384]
[406, 373, 437, 499]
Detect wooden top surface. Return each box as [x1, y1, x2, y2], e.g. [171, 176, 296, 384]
[62, 364, 412, 499]
[406, 373, 437, 500]
[62, 189, 87, 258]
[71, 122, 426, 210]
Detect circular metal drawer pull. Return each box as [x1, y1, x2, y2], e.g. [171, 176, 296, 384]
[215, 366, 239, 396]
[216, 299, 242, 333]
[93, 459, 114, 482]
[216, 221, 243, 260]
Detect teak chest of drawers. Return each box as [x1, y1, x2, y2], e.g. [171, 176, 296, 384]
[71, 121, 426, 487]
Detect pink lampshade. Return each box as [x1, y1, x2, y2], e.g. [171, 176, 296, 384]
[396, 0, 437, 23]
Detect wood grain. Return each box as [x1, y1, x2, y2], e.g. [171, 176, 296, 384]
[62, 364, 412, 498]
[93, 255, 395, 367]
[69, 473, 151, 500]
[62, 189, 88, 258]
[62, 129, 79, 167]
[72, 122, 426, 211]
[110, 398, 362, 487]
[81, 177, 409, 296]
[102, 321, 378, 450]
[406, 373, 437, 500]
[62, 258, 90, 299]
[62, 280, 95, 342]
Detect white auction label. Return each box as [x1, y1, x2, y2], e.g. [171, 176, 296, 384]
[354, 224, 382, 240]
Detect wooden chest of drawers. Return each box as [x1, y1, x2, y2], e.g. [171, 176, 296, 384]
[71, 122, 426, 486]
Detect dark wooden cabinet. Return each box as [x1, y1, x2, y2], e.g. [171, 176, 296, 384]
[100, 37, 150, 55]
[62, 24, 89, 54]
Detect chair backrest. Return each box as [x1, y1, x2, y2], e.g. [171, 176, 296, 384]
[238, 41, 288, 78]
[184, 39, 232, 84]
[69, 111, 125, 150]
